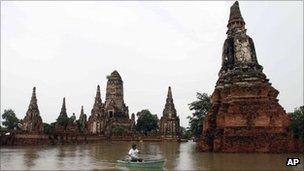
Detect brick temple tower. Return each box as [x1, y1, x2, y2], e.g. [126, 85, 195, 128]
[78, 106, 87, 133]
[160, 87, 180, 140]
[105, 70, 129, 119]
[87, 85, 105, 134]
[21, 87, 43, 132]
[87, 71, 133, 135]
[59, 97, 67, 118]
[198, 1, 302, 153]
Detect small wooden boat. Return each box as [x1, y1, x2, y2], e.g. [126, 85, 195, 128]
[116, 159, 165, 168]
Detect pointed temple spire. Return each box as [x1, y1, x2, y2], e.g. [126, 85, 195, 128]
[198, 1, 299, 153]
[163, 86, 177, 118]
[94, 85, 102, 107]
[28, 87, 38, 110]
[22, 87, 43, 132]
[59, 97, 67, 117]
[160, 86, 180, 138]
[79, 105, 87, 132]
[220, 1, 262, 75]
[227, 1, 245, 29]
[80, 105, 84, 115]
[167, 86, 173, 100]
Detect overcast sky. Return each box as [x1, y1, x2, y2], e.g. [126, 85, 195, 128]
[1, 1, 303, 127]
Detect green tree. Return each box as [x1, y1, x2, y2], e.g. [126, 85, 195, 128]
[290, 106, 304, 142]
[187, 93, 211, 138]
[136, 109, 159, 134]
[43, 123, 54, 134]
[112, 125, 127, 136]
[56, 115, 69, 129]
[180, 126, 191, 140]
[0, 125, 7, 132]
[2, 109, 20, 131]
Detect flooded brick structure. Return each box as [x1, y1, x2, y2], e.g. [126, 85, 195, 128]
[87, 85, 105, 134]
[78, 106, 88, 133]
[54, 97, 78, 133]
[160, 87, 180, 140]
[198, 1, 303, 153]
[87, 70, 133, 135]
[21, 87, 43, 132]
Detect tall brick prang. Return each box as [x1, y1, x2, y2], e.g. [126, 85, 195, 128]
[21, 87, 43, 132]
[160, 87, 180, 139]
[198, 1, 303, 153]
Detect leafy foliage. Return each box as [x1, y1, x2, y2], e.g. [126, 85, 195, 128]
[187, 93, 211, 138]
[2, 109, 20, 131]
[43, 123, 54, 134]
[180, 126, 192, 139]
[290, 106, 304, 142]
[112, 125, 128, 136]
[56, 115, 69, 129]
[135, 109, 159, 133]
[0, 125, 7, 132]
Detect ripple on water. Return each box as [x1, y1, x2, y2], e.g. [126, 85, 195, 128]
[1, 141, 303, 170]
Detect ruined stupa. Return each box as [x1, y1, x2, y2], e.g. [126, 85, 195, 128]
[198, 1, 302, 153]
[21, 87, 43, 132]
[78, 106, 88, 133]
[160, 87, 180, 139]
[87, 71, 133, 135]
[104, 70, 129, 119]
[59, 97, 68, 118]
[87, 85, 105, 134]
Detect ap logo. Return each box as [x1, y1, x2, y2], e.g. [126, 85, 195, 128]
[286, 158, 300, 166]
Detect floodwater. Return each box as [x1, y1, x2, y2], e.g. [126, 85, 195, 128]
[1, 141, 303, 170]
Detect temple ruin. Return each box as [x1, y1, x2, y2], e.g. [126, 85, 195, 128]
[198, 1, 301, 153]
[87, 70, 133, 135]
[54, 97, 78, 133]
[21, 87, 43, 132]
[78, 106, 87, 133]
[160, 87, 180, 139]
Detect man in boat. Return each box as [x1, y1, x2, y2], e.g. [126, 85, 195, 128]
[128, 144, 142, 162]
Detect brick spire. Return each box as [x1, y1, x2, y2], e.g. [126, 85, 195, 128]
[59, 97, 67, 117]
[28, 87, 38, 112]
[79, 105, 87, 132]
[80, 105, 84, 115]
[94, 85, 102, 107]
[227, 1, 245, 29]
[22, 87, 43, 132]
[167, 86, 173, 101]
[163, 86, 177, 118]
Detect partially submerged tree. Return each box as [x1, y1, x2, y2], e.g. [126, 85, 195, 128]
[56, 115, 69, 130]
[43, 123, 54, 134]
[2, 109, 20, 131]
[135, 109, 159, 134]
[112, 125, 128, 136]
[180, 126, 191, 140]
[187, 93, 211, 138]
[290, 106, 304, 142]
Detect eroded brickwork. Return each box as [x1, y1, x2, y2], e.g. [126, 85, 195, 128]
[21, 87, 43, 132]
[160, 87, 180, 139]
[87, 71, 133, 135]
[198, 1, 303, 153]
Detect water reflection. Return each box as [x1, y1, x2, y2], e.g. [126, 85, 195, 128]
[159, 142, 179, 169]
[175, 142, 195, 170]
[23, 146, 39, 168]
[0, 141, 303, 170]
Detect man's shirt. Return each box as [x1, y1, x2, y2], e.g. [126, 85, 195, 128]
[128, 148, 139, 159]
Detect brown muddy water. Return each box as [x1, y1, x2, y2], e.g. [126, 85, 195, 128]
[1, 141, 303, 170]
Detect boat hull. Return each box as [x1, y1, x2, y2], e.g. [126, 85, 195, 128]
[116, 159, 165, 168]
